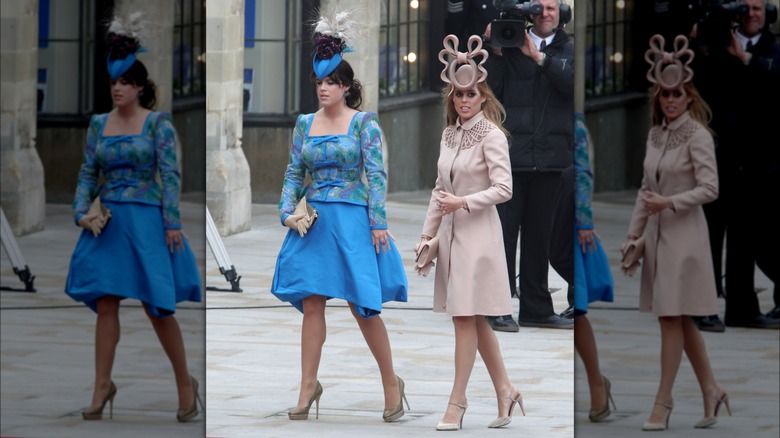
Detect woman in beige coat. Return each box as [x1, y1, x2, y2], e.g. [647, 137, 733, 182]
[624, 35, 730, 431]
[417, 35, 523, 431]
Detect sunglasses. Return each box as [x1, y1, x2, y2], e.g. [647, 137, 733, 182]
[660, 89, 684, 98]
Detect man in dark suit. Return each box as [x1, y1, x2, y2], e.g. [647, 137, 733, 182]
[691, 0, 780, 330]
[481, 0, 574, 331]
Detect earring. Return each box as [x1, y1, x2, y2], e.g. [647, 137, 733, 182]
[138, 91, 144, 97]
[344, 91, 350, 97]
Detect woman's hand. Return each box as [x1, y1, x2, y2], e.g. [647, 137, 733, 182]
[77, 212, 103, 237]
[642, 191, 672, 215]
[283, 212, 308, 237]
[372, 229, 395, 254]
[166, 229, 188, 253]
[577, 229, 600, 254]
[436, 190, 465, 215]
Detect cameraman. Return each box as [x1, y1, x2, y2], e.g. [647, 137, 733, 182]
[691, 0, 780, 330]
[482, 0, 574, 331]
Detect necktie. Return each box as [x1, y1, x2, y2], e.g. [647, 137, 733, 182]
[539, 40, 547, 52]
[746, 40, 754, 51]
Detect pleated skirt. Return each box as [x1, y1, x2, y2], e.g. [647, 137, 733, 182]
[271, 201, 408, 318]
[65, 201, 202, 318]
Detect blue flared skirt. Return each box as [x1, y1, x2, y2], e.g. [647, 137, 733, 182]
[271, 201, 408, 318]
[573, 234, 614, 316]
[65, 201, 202, 318]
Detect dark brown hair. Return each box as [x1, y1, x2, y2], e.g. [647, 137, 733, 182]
[114, 60, 157, 110]
[310, 59, 363, 110]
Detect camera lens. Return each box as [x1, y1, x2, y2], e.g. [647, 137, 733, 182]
[499, 24, 518, 42]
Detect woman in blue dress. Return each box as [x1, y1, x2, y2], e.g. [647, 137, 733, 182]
[271, 8, 409, 422]
[65, 21, 202, 422]
[571, 112, 615, 423]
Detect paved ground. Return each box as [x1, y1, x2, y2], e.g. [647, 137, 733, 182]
[2, 190, 777, 438]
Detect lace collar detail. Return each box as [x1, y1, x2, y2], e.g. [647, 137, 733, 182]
[650, 112, 697, 150]
[443, 112, 495, 150]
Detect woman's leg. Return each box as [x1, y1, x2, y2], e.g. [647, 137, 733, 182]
[647, 316, 684, 424]
[475, 316, 515, 417]
[681, 316, 721, 417]
[144, 305, 194, 410]
[574, 315, 607, 410]
[440, 316, 478, 423]
[297, 296, 327, 409]
[90, 296, 121, 409]
[349, 303, 400, 410]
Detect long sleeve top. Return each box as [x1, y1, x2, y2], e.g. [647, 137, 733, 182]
[278, 111, 388, 230]
[72, 111, 182, 229]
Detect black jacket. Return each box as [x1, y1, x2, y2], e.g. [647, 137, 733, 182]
[691, 28, 780, 175]
[484, 28, 574, 172]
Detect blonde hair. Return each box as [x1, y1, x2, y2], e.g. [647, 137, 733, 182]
[650, 82, 714, 136]
[442, 81, 510, 137]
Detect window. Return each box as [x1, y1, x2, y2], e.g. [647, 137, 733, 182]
[243, 0, 302, 115]
[585, 0, 631, 97]
[37, 0, 94, 114]
[379, 0, 429, 97]
[173, 0, 206, 99]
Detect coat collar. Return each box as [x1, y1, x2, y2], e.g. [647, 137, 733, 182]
[456, 111, 486, 131]
[663, 110, 691, 131]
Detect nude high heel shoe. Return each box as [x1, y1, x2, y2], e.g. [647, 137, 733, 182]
[288, 381, 323, 420]
[695, 390, 731, 429]
[488, 386, 525, 428]
[436, 402, 467, 431]
[642, 401, 673, 431]
[589, 376, 617, 423]
[82, 381, 117, 420]
[383, 375, 411, 422]
[177, 376, 205, 422]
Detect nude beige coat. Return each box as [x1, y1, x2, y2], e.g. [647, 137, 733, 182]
[421, 112, 513, 316]
[628, 112, 719, 316]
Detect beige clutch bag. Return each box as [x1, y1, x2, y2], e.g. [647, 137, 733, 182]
[621, 235, 645, 276]
[294, 197, 318, 231]
[415, 235, 440, 277]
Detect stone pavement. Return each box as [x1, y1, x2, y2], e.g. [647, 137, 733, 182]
[1, 196, 207, 438]
[204, 191, 574, 438]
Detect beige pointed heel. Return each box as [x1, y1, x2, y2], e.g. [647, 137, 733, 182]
[82, 381, 117, 420]
[589, 376, 616, 422]
[436, 401, 467, 431]
[488, 386, 525, 428]
[288, 381, 323, 420]
[177, 376, 205, 423]
[383, 375, 411, 422]
[695, 390, 731, 429]
[642, 401, 673, 431]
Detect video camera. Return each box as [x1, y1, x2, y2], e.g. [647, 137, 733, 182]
[688, 0, 778, 51]
[490, 1, 542, 48]
[489, 1, 572, 48]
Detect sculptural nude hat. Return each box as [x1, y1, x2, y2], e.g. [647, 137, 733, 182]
[644, 34, 695, 90]
[439, 34, 488, 94]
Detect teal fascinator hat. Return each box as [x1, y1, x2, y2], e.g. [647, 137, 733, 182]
[311, 4, 359, 80]
[105, 8, 148, 80]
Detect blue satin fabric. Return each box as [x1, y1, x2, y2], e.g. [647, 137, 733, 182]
[271, 201, 408, 318]
[573, 234, 614, 315]
[65, 201, 202, 317]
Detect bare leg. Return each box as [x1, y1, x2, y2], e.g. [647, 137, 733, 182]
[574, 315, 606, 410]
[647, 316, 684, 424]
[440, 316, 478, 424]
[475, 317, 515, 417]
[91, 296, 121, 409]
[144, 305, 193, 410]
[297, 296, 327, 409]
[349, 303, 400, 410]
[681, 316, 721, 417]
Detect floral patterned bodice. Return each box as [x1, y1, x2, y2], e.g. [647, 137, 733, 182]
[72, 111, 182, 229]
[279, 111, 388, 229]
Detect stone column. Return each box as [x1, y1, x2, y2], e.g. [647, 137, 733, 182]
[205, 0, 251, 235]
[0, 0, 46, 235]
